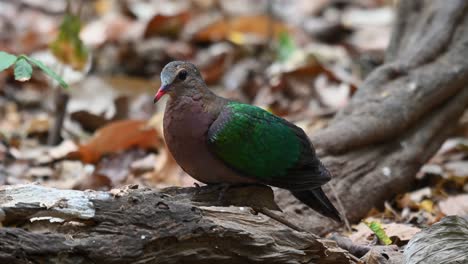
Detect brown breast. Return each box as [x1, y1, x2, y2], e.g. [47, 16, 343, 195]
[163, 96, 256, 184]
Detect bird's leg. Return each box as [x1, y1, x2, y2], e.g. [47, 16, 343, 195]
[216, 183, 267, 204]
[192, 183, 233, 202]
[216, 183, 233, 204]
[194, 183, 269, 205]
[192, 182, 204, 197]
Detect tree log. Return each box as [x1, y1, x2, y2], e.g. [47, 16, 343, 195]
[0, 184, 356, 264]
[276, 0, 468, 234]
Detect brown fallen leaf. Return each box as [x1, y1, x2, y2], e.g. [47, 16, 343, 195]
[197, 44, 234, 85]
[396, 187, 432, 210]
[382, 223, 421, 245]
[92, 148, 148, 188]
[144, 12, 190, 39]
[67, 120, 162, 164]
[361, 245, 403, 264]
[25, 115, 50, 143]
[268, 53, 327, 79]
[70, 110, 110, 132]
[193, 15, 290, 45]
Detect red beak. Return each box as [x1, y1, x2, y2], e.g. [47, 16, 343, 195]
[153, 85, 168, 103]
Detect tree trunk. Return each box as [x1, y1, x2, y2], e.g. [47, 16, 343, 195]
[0, 184, 356, 264]
[276, 0, 468, 235]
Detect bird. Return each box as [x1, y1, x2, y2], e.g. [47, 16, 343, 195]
[153, 61, 341, 222]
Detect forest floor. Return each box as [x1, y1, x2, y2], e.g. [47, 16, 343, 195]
[1, 0, 467, 262]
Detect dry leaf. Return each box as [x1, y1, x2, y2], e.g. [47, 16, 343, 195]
[381, 223, 421, 242]
[361, 245, 403, 264]
[197, 43, 233, 85]
[193, 15, 289, 44]
[67, 120, 162, 164]
[438, 194, 468, 217]
[144, 12, 190, 38]
[419, 199, 434, 213]
[397, 187, 432, 210]
[25, 116, 50, 142]
[92, 148, 148, 187]
[445, 161, 468, 178]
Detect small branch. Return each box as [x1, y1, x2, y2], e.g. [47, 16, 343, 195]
[254, 207, 307, 234]
[330, 233, 370, 258]
[47, 88, 69, 146]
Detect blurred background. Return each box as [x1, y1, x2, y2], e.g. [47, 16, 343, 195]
[2, 0, 468, 247]
[0, 0, 396, 190]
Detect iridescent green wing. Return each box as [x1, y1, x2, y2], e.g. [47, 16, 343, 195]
[207, 102, 330, 190]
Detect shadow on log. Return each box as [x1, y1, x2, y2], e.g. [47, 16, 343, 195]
[0, 184, 356, 264]
[276, 0, 468, 235]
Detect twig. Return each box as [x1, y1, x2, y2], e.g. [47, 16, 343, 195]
[46, 61, 67, 146]
[47, 88, 69, 146]
[330, 233, 370, 258]
[330, 182, 352, 232]
[254, 207, 311, 235]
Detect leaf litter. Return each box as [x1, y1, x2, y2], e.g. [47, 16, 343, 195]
[0, 1, 467, 263]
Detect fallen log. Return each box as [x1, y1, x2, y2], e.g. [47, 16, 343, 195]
[0, 184, 356, 264]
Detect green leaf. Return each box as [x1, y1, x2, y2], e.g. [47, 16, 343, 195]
[14, 58, 33, 82]
[366, 221, 392, 245]
[405, 216, 468, 264]
[50, 14, 88, 70]
[277, 31, 296, 62]
[0, 51, 18, 72]
[25, 56, 69, 89]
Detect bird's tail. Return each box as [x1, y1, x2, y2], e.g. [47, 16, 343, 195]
[291, 187, 342, 223]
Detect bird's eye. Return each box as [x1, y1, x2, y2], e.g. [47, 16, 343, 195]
[178, 70, 187, 81]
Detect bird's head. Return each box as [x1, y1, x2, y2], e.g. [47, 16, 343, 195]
[153, 61, 205, 103]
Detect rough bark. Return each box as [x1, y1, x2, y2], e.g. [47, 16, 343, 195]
[0, 184, 356, 264]
[277, 0, 468, 234]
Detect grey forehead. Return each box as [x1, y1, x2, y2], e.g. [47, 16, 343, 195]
[161, 61, 183, 85]
[160, 61, 200, 85]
